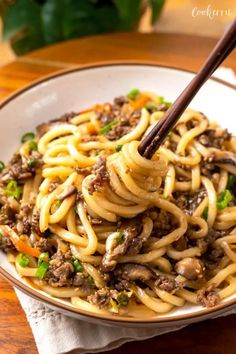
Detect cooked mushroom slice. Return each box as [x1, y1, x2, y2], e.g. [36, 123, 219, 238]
[175, 257, 204, 280]
[114, 263, 154, 282]
[207, 151, 236, 166]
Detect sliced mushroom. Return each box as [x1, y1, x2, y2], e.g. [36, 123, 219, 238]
[175, 257, 204, 280]
[114, 263, 154, 282]
[207, 151, 236, 166]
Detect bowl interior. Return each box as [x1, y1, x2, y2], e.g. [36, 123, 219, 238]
[0, 64, 236, 325]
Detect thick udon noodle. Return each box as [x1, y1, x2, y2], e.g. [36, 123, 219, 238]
[1, 90, 236, 317]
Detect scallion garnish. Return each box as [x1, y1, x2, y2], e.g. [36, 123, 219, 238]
[86, 275, 97, 288]
[18, 253, 30, 267]
[21, 132, 35, 143]
[144, 103, 157, 113]
[28, 140, 38, 152]
[27, 157, 38, 168]
[202, 207, 208, 220]
[116, 291, 129, 306]
[72, 256, 83, 272]
[0, 161, 5, 172]
[36, 252, 50, 279]
[99, 120, 118, 135]
[127, 88, 140, 100]
[115, 144, 123, 152]
[227, 174, 236, 190]
[164, 101, 172, 107]
[5, 180, 23, 200]
[36, 262, 49, 279]
[217, 189, 232, 210]
[116, 231, 125, 245]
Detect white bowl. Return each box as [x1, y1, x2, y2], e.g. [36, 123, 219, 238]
[0, 63, 236, 327]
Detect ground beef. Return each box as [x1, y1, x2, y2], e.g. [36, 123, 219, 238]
[0, 235, 16, 253]
[200, 161, 220, 178]
[45, 250, 74, 287]
[75, 166, 92, 176]
[173, 236, 188, 251]
[155, 275, 182, 294]
[31, 210, 41, 235]
[87, 157, 108, 194]
[196, 285, 220, 307]
[0, 204, 16, 226]
[88, 287, 118, 309]
[0, 154, 33, 183]
[152, 210, 175, 237]
[96, 98, 141, 141]
[36, 112, 77, 137]
[174, 189, 207, 215]
[198, 129, 231, 149]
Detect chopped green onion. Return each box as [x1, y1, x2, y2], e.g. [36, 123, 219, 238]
[86, 275, 97, 288]
[115, 144, 123, 152]
[28, 140, 38, 152]
[144, 103, 157, 112]
[99, 120, 118, 135]
[202, 207, 208, 220]
[18, 253, 30, 267]
[21, 132, 35, 143]
[5, 180, 23, 200]
[110, 298, 119, 313]
[36, 261, 49, 279]
[227, 174, 236, 190]
[164, 101, 172, 107]
[127, 88, 140, 100]
[168, 132, 173, 137]
[72, 256, 83, 272]
[38, 252, 49, 266]
[116, 291, 129, 306]
[0, 161, 5, 172]
[217, 189, 232, 210]
[116, 231, 125, 245]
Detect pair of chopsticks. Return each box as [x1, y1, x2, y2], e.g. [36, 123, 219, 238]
[138, 19, 236, 159]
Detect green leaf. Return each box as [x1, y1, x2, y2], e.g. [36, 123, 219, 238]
[113, 0, 142, 30]
[149, 0, 165, 24]
[2, 0, 45, 55]
[41, 0, 64, 44]
[217, 189, 232, 210]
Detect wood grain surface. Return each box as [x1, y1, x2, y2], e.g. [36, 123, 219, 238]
[0, 33, 236, 354]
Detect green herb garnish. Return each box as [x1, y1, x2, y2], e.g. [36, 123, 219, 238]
[115, 144, 123, 152]
[21, 132, 35, 143]
[159, 96, 164, 104]
[144, 103, 157, 112]
[36, 252, 50, 279]
[116, 231, 125, 245]
[99, 120, 118, 135]
[86, 275, 97, 288]
[72, 256, 83, 273]
[5, 180, 23, 200]
[227, 174, 236, 190]
[202, 207, 208, 221]
[36, 262, 49, 279]
[0, 161, 5, 172]
[116, 291, 129, 307]
[28, 140, 38, 152]
[18, 253, 30, 267]
[127, 88, 140, 100]
[164, 101, 172, 107]
[217, 189, 232, 210]
[55, 200, 62, 208]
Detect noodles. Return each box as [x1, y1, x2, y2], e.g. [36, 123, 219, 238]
[1, 90, 236, 318]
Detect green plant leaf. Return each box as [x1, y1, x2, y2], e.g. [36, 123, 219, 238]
[113, 0, 142, 30]
[2, 0, 45, 55]
[41, 0, 64, 44]
[149, 0, 165, 24]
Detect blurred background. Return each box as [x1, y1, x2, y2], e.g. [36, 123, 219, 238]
[0, 0, 235, 66]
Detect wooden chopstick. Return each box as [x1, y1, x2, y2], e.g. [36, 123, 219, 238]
[138, 19, 236, 159]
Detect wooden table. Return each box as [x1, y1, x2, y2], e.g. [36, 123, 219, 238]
[0, 33, 236, 354]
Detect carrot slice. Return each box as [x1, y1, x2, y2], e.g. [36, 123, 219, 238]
[16, 239, 40, 258]
[129, 94, 150, 110]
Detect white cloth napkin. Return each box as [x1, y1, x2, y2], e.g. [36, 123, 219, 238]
[15, 67, 236, 354]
